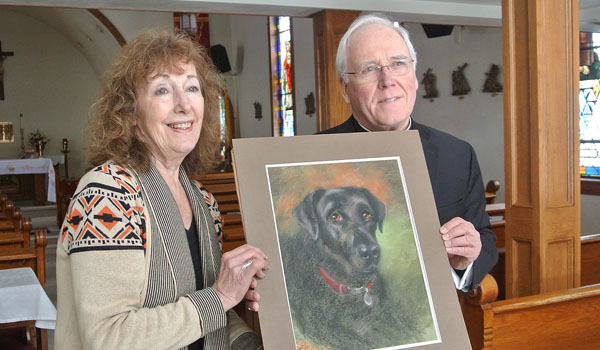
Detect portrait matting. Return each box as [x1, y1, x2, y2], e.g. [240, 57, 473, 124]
[232, 131, 471, 350]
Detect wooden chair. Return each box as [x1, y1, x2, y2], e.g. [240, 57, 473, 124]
[0, 217, 32, 248]
[0, 228, 49, 350]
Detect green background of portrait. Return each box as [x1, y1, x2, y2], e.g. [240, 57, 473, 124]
[267, 158, 437, 341]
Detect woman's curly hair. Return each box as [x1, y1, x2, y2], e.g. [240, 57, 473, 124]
[87, 28, 223, 174]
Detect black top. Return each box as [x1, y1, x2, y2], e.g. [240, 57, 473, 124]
[186, 219, 204, 350]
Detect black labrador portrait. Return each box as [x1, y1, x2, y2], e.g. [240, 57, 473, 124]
[280, 186, 421, 349]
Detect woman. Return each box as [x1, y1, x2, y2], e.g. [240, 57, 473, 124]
[55, 29, 268, 350]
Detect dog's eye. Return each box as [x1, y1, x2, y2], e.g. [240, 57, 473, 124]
[329, 212, 343, 223]
[362, 211, 373, 221]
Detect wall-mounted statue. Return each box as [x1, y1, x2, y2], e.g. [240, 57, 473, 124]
[253, 101, 262, 120]
[421, 68, 439, 100]
[483, 64, 503, 94]
[452, 63, 471, 97]
[304, 92, 315, 116]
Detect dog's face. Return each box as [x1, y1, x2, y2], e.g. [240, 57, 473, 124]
[293, 187, 386, 278]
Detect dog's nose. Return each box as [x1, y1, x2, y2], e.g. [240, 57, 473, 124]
[357, 243, 380, 261]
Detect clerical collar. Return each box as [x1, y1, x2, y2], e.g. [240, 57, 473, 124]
[356, 117, 412, 132]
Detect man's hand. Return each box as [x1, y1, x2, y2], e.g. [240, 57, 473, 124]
[440, 217, 482, 270]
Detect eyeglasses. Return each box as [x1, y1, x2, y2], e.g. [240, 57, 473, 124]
[345, 58, 415, 83]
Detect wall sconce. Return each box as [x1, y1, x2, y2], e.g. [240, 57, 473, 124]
[0, 122, 14, 143]
[179, 13, 198, 36]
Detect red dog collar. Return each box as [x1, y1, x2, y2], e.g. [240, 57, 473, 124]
[317, 265, 374, 306]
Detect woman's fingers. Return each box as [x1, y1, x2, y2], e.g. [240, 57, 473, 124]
[213, 244, 269, 311]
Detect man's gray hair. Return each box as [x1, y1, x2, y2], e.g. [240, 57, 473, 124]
[336, 13, 418, 83]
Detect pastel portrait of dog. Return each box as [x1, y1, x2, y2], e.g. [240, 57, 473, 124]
[269, 159, 438, 350]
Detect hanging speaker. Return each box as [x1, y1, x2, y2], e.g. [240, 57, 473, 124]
[421, 24, 454, 38]
[210, 44, 232, 73]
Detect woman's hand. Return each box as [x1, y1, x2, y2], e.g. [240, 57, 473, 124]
[213, 244, 269, 311]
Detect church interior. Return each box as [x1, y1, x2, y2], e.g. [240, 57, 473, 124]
[0, 0, 599, 349]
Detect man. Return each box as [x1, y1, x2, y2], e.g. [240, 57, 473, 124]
[320, 13, 498, 291]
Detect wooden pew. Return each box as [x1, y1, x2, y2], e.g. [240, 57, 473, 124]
[0, 229, 48, 286]
[0, 203, 22, 232]
[193, 172, 246, 252]
[485, 180, 501, 204]
[56, 178, 80, 226]
[0, 217, 32, 248]
[0, 229, 49, 350]
[581, 233, 600, 286]
[459, 274, 600, 350]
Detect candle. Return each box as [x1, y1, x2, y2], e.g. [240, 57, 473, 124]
[62, 138, 68, 150]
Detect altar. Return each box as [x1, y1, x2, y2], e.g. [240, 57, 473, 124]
[0, 158, 56, 204]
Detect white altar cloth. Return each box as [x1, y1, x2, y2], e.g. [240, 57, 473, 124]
[0, 158, 56, 202]
[0, 267, 56, 329]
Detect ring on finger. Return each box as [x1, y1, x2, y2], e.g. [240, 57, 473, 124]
[241, 259, 253, 271]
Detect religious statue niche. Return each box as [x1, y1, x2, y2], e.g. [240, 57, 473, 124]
[420, 68, 439, 101]
[451, 63, 471, 99]
[482, 64, 503, 95]
[0, 41, 15, 100]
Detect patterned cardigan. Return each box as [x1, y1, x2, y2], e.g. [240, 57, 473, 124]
[55, 163, 260, 350]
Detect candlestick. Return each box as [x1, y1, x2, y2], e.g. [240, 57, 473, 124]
[19, 113, 24, 152]
[62, 138, 68, 151]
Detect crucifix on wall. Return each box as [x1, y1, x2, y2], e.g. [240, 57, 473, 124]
[0, 41, 15, 100]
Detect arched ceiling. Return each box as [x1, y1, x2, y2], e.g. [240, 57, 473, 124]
[1, 7, 121, 76]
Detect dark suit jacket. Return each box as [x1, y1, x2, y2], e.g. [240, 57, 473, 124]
[319, 115, 498, 288]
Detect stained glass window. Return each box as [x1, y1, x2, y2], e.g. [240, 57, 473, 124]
[579, 32, 600, 178]
[219, 95, 227, 162]
[269, 16, 295, 136]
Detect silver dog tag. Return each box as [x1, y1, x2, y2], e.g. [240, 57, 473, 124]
[363, 291, 373, 307]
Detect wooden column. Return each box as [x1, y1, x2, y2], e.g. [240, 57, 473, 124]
[312, 9, 359, 131]
[503, 0, 581, 298]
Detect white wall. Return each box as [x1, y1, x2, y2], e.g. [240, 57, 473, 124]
[292, 17, 318, 135]
[209, 14, 317, 138]
[408, 23, 505, 202]
[0, 9, 99, 178]
[582, 194, 600, 235]
[101, 10, 174, 41]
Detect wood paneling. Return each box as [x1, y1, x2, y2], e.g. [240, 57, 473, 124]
[503, 0, 580, 297]
[312, 10, 359, 131]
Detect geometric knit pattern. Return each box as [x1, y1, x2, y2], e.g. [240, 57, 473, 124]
[198, 185, 224, 245]
[60, 163, 223, 254]
[61, 163, 147, 254]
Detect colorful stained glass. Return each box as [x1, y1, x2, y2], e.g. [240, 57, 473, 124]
[219, 95, 226, 161]
[579, 33, 600, 178]
[274, 16, 295, 136]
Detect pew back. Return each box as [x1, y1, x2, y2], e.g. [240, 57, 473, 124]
[460, 274, 600, 350]
[193, 172, 246, 252]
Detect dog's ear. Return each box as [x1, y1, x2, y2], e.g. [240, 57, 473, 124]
[362, 188, 386, 233]
[293, 189, 325, 240]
